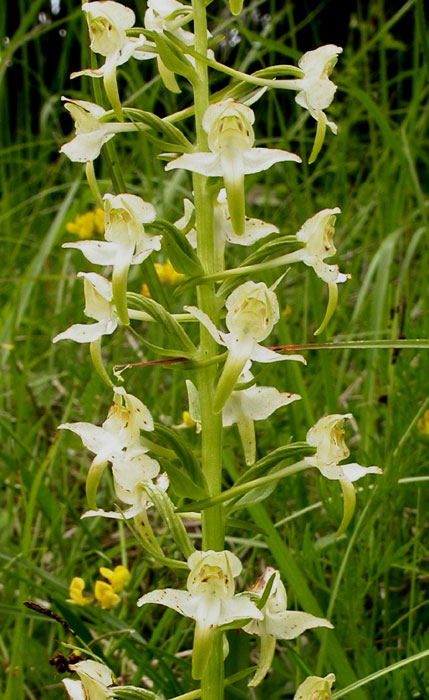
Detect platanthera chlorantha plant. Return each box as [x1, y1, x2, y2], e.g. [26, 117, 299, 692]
[55, 2, 382, 699]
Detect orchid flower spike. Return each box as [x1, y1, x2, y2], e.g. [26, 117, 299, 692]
[290, 45, 342, 162]
[166, 99, 301, 235]
[138, 550, 263, 679]
[62, 660, 114, 700]
[293, 673, 336, 700]
[63, 193, 159, 325]
[296, 208, 349, 334]
[185, 281, 305, 413]
[72, 1, 154, 119]
[183, 189, 279, 272]
[186, 372, 301, 465]
[60, 97, 138, 163]
[243, 567, 333, 687]
[305, 414, 382, 535]
[59, 386, 155, 510]
[53, 272, 118, 345]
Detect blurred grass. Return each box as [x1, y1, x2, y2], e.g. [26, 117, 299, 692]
[1, 0, 428, 699]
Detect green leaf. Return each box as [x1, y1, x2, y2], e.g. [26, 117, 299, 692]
[227, 482, 277, 513]
[127, 294, 197, 356]
[159, 458, 208, 501]
[123, 108, 192, 153]
[151, 31, 196, 83]
[148, 220, 204, 278]
[112, 687, 164, 700]
[143, 483, 195, 559]
[153, 422, 205, 488]
[235, 442, 315, 486]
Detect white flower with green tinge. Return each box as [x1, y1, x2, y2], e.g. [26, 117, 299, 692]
[60, 98, 137, 163]
[71, 1, 154, 118]
[137, 550, 263, 679]
[256, 207, 348, 335]
[63, 193, 159, 324]
[62, 660, 113, 700]
[243, 567, 333, 687]
[185, 280, 305, 412]
[166, 99, 301, 235]
[82, 449, 164, 521]
[293, 673, 336, 700]
[59, 386, 155, 510]
[53, 272, 118, 344]
[305, 414, 382, 535]
[293, 207, 349, 334]
[186, 371, 301, 465]
[291, 45, 343, 134]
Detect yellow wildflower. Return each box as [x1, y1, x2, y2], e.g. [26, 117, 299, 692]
[154, 260, 183, 285]
[182, 411, 196, 428]
[99, 565, 130, 593]
[281, 304, 292, 319]
[93, 207, 105, 234]
[417, 409, 429, 435]
[65, 208, 104, 239]
[94, 580, 120, 609]
[140, 282, 151, 297]
[67, 577, 92, 606]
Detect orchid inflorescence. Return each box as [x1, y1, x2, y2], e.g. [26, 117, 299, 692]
[55, 2, 382, 699]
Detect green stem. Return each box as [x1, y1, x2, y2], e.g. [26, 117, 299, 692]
[191, 0, 224, 698]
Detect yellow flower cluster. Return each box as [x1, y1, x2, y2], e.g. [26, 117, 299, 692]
[66, 208, 104, 239]
[67, 565, 130, 610]
[140, 260, 183, 297]
[417, 409, 429, 435]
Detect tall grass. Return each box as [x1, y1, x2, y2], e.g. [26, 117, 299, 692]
[1, 1, 428, 698]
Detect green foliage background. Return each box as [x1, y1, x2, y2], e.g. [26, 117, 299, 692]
[0, 1, 428, 698]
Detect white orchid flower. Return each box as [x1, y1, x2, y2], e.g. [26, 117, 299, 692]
[166, 99, 301, 235]
[63, 193, 159, 325]
[185, 280, 305, 412]
[82, 450, 165, 521]
[59, 386, 154, 509]
[71, 1, 154, 119]
[243, 567, 333, 687]
[293, 673, 336, 700]
[289, 45, 342, 162]
[182, 190, 279, 271]
[186, 372, 300, 465]
[287, 208, 348, 334]
[138, 549, 263, 679]
[305, 414, 382, 535]
[53, 272, 118, 345]
[62, 660, 114, 700]
[293, 45, 343, 132]
[60, 98, 138, 163]
[249, 208, 348, 335]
